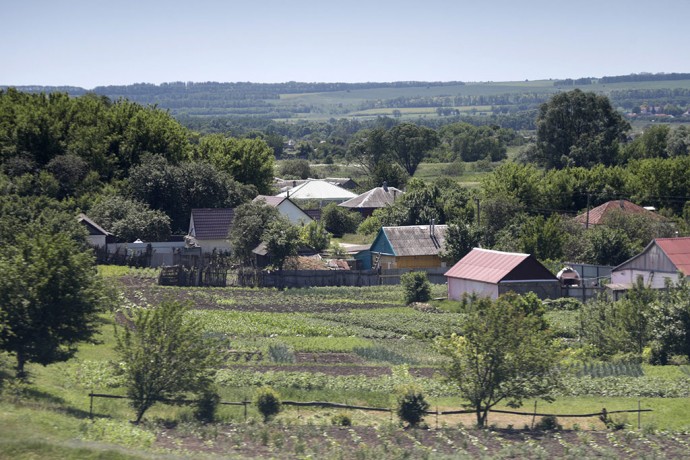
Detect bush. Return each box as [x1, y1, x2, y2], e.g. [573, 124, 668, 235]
[401, 271, 431, 304]
[254, 387, 282, 422]
[395, 384, 430, 427]
[268, 342, 295, 363]
[194, 387, 221, 423]
[321, 203, 362, 237]
[534, 415, 562, 431]
[543, 298, 582, 311]
[331, 413, 353, 426]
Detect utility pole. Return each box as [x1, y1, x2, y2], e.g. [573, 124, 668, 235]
[585, 193, 591, 230]
[475, 197, 481, 227]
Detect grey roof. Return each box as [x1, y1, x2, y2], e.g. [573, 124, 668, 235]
[384, 225, 448, 257]
[190, 208, 235, 240]
[253, 195, 287, 207]
[275, 177, 358, 191]
[77, 213, 112, 236]
[338, 186, 404, 209]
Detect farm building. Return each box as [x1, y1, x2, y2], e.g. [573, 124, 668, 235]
[609, 237, 690, 296]
[77, 213, 116, 249]
[276, 179, 357, 205]
[573, 199, 662, 228]
[445, 248, 560, 300]
[338, 183, 404, 218]
[365, 224, 448, 270]
[252, 195, 313, 225]
[187, 208, 234, 254]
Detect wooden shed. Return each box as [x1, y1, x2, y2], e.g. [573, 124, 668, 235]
[445, 248, 559, 300]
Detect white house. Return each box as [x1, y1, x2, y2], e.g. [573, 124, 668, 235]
[610, 237, 690, 290]
[252, 195, 313, 225]
[188, 208, 234, 254]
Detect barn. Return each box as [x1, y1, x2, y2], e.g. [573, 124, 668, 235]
[445, 248, 559, 300]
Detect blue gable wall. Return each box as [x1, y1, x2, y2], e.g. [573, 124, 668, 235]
[370, 228, 395, 255]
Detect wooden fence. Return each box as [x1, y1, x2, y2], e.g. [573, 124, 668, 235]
[230, 267, 448, 288]
[158, 265, 229, 287]
[88, 392, 651, 429]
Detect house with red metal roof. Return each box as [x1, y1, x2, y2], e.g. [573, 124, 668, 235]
[445, 248, 559, 300]
[609, 237, 690, 292]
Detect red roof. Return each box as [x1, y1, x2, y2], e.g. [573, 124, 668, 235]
[655, 237, 690, 276]
[574, 199, 660, 226]
[445, 248, 530, 284]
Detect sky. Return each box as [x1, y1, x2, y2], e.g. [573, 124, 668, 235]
[3, 0, 690, 88]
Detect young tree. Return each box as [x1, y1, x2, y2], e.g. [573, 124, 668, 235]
[0, 225, 108, 378]
[436, 293, 559, 427]
[299, 220, 331, 252]
[320, 203, 362, 237]
[115, 300, 225, 423]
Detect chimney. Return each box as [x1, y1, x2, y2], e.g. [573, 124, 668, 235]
[382, 181, 388, 192]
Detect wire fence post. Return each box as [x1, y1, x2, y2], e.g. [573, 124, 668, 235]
[531, 401, 537, 430]
[89, 391, 94, 420]
[435, 407, 439, 430]
[638, 400, 641, 430]
[244, 400, 248, 421]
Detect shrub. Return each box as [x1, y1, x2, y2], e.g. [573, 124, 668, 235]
[331, 413, 353, 426]
[194, 386, 221, 423]
[395, 384, 430, 427]
[254, 387, 282, 422]
[534, 415, 562, 431]
[268, 342, 295, 363]
[321, 203, 362, 237]
[543, 298, 582, 311]
[401, 271, 431, 304]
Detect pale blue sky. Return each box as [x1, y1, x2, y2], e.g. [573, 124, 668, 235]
[2, 0, 689, 88]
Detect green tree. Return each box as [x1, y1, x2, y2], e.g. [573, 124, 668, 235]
[262, 217, 300, 270]
[299, 220, 331, 252]
[386, 123, 439, 176]
[401, 271, 432, 304]
[279, 159, 312, 179]
[229, 201, 280, 266]
[442, 222, 481, 264]
[115, 300, 225, 423]
[582, 226, 635, 266]
[436, 293, 559, 427]
[0, 223, 108, 378]
[535, 89, 630, 169]
[89, 195, 171, 242]
[321, 203, 362, 237]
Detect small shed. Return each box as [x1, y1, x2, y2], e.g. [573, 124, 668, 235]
[610, 237, 690, 291]
[77, 213, 116, 249]
[368, 224, 448, 269]
[445, 248, 559, 300]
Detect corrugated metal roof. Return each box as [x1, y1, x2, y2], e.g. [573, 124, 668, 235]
[445, 248, 532, 284]
[383, 225, 447, 257]
[655, 237, 690, 276]
[338, 186, 404, 209]
[190, 208, 234, 240]
[276, 179, 357, 201]
[574, 199, 661, 226]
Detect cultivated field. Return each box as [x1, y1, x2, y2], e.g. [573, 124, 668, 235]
[2, 267, 690, 459]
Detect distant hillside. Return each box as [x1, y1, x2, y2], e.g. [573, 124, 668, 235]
[3, 73, 690, 122]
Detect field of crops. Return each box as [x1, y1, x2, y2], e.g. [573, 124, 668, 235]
[4, 268, 689, 459]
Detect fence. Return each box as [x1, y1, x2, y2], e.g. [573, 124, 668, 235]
[230, 267, 448, 288]
[88, 392, 651, 429]
[158, 265, 229, 287]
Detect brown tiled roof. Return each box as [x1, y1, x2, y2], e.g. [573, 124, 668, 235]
[338, 186, 404, 209]
[445, 248, 556, 283]
[190, 208, 234, 240]
[574, 199, 660, 226]
[383, 225, 447, 257]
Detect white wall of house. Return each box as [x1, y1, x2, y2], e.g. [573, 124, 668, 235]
[277, 201, 313, 225]
[196, 239, 232, 255]
[448, 278, 499, 300]
[611, 269, 680, 289]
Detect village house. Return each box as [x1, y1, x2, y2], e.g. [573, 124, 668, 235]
[187, 208, 234, 254]
[252, 195, 313, 225]
[445, 248, 560, 300]
[608, 237, 690, 298]
[276, 179, 357, 206]
[361, 224, 448, 270]
[338, 182, 404, 218]
[573, 199, 662, 228]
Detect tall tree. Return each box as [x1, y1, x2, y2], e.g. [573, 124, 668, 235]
[228, 201, 280, 266]
[0, 220, 108, 378]
[386, 123, 439, 176]
[535, 89, 630, 169]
